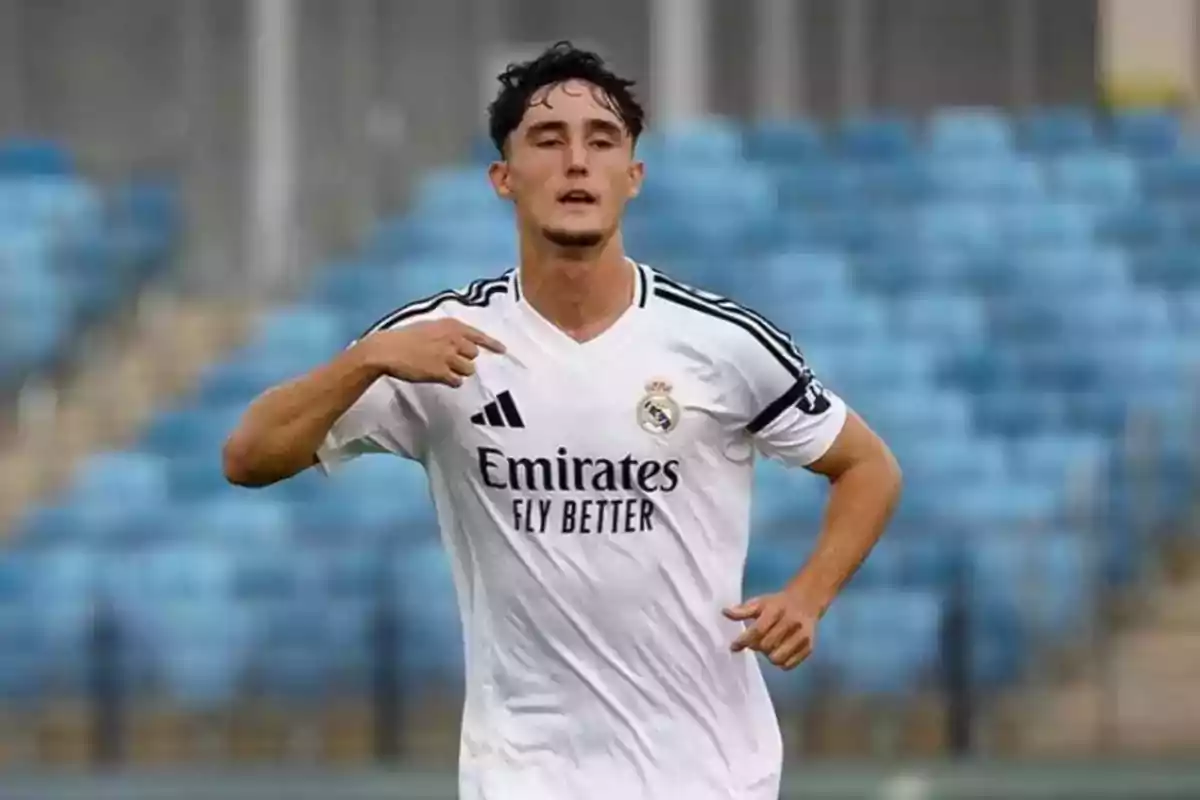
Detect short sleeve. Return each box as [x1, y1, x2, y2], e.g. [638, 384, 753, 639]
[733, 330, 847, 468]
[315, 375, 428, 472]
[315, 310, 442, 473]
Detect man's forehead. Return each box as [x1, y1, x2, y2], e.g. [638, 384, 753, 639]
[521, 80, 623, 127]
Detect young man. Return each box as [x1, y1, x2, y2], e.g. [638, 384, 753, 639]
[224, 41, 901, 800]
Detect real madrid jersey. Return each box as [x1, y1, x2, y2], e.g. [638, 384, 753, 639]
[317, 259, 848, 800]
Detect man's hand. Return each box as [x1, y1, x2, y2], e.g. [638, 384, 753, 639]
[359, 319, 506, 388]
[723, 589, 821, 670]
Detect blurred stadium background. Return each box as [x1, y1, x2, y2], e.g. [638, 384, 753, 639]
[1, 0, 1199, 797]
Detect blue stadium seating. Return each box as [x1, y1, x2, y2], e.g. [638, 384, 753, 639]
[1019, 108, 1096, 155]
[6, 108, 1197, 709]
[0, 138, 180, 390]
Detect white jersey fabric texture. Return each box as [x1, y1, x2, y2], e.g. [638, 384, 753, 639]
[318, 260, 847, 800]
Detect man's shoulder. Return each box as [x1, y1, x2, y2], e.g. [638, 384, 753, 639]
[647, 267, 794, 355]
[355, 269, 513, 340]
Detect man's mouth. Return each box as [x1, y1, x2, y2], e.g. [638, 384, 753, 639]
[557, 190, 598, 205]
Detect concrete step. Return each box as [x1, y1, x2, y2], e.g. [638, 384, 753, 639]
[1147, 580, 1200, 628]
[0, 290, 259, 534]
[1016, 626, 1200, 755]
[1110, 629, 1200, 682]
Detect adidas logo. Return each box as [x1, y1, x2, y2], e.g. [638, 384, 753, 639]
[470, 390, 525, 429]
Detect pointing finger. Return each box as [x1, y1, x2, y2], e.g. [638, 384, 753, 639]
[462, 327, 506, 354]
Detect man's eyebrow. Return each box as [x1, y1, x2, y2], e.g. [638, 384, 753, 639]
[525, 120, 567, 137]
[524, 118, 624, 137]
[586, 118, 624, 135]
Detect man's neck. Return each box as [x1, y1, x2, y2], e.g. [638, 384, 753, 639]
[519, 235, 634, 343]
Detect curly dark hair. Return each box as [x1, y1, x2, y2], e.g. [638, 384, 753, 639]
[487, 41, 646, 156]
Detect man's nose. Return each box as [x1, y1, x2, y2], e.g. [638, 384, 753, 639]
[565, 139, 589, 174]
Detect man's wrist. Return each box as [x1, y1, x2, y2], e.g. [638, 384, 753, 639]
[344, 337, 390, 382]
[783, 574, 833, 617]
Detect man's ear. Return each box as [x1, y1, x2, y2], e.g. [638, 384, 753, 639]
[488, 160, 513, 200]
[627, 159, 645, 199]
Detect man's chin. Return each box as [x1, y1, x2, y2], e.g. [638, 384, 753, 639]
[541, 226, 605, 249]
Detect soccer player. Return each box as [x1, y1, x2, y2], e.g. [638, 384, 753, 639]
[224, 41, 901, 800]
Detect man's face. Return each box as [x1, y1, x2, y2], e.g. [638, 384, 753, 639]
[490, 79, 643, 249]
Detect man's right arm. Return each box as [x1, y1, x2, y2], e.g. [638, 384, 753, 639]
[221, 318, 505, 488]
[222, 343, 386, 487]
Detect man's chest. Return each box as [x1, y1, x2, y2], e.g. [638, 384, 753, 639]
[420, 338, 736, 468]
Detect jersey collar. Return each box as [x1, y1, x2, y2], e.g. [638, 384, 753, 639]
[509, 258, 653, 311]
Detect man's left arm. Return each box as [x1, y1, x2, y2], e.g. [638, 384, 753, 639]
[727, 411, 901, 669]
[719, 329, 902, 670]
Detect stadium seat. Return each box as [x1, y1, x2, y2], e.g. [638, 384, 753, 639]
[929, 108, 1014, 156]
[998, 203, 1094, 249]
[1019, 107, 1096, 154]
[1111, 109, 1180, 157]
[639, 164, 775, 219]
[972, 389, 1068, 438]
[1173, 289, 1200, 332]
[806, 340, 937, 397]
[928, 157, 1042, 202]
[915, 204, 999, 252]
[1009, 434, 1110, 488]
[744, 119, 824, 164]
[775, 163, 856, 209]
[780, 208, 910, 255]
[1097, 205, 1179, 249]
[252, 306, 346, 364]
[856, 390, 972, 442]
[391, 542, 464, 683]
[1141, 152, 1200, 201]
[653, 118, 745, 164]
[1060, 288, 1172, 340]
[408, 215, 518, 263]
[823, 589, 942, 695]
[775, 295, 888, 342]
[757, 250, 853, 299]
[140, 405, 241, 458]
[837, 115, 915, 160]
[1050, 153, 1139, 205]
[940, 480, 1060, 526]
[415, 167, 504, 217]
[183, 495, 292, 548]
[0, 138, 74, 176]
[852, 161, 934, 205]
[1012, 248, 1129, 292]
[28, 546, 97, 684]
[970, 531, 1093, 643]
[889, 291, 986, 345]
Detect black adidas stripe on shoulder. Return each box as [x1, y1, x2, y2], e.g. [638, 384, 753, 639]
[651, 273, 806, 378]
[355, 271, 511, 342]
[653, 272, 805, 362]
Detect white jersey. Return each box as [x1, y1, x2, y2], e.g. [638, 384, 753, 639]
[318, 260, 847, 800]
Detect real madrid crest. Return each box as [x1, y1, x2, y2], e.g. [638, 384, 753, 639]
[637, 378, 681, 435]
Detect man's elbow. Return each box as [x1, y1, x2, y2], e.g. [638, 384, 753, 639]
[222, 435, 260, 487]
[221, 433, 291, 488]
[879, 443, 903, 502]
